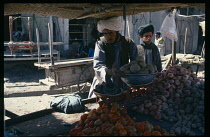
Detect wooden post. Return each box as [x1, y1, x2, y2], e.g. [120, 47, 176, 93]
[36, 28, 41, 64]
[48, 23, 54, 65]
[184, 28, 188, 54]
[123, 4, 126, 36]
[9, 16, 13, 42]
[171, 40, 176, 66]
[28, 17, 32, 41]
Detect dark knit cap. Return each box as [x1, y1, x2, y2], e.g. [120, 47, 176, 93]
[155, 31, 161, 35]
[138, 24, 154, 35]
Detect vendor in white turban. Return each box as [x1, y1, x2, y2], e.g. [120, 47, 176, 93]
[88, 17, 138, 98]
[97, 17, 123, 33]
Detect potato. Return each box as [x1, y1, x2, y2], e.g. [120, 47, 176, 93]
[120, 64, 130, 71]
[129, 60, 138, 65]
[153, 65, 158, 72]
[139, 61, 147, 68]
[136, 56, 144, 62]
[124, 69, 131, 74]
[130, 64, 140, 73]
[146, 65, 155, 73]
[137, 68, 149, 74]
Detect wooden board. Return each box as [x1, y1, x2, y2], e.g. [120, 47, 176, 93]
[34, 57, 93, 69]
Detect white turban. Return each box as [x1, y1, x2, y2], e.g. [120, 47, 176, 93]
[97, 17, 123, 33]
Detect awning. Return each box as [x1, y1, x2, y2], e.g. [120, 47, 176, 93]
[4, 3, 205, 20]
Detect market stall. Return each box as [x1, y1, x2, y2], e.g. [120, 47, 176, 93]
[4, 3, 205, 137]
[65, 55, 204, 136]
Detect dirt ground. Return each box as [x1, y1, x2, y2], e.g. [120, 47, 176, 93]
[4, 60, 99, 137]
[3, 58, 205, 137]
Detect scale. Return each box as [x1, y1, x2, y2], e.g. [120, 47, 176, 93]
[93, 73, 157, 107]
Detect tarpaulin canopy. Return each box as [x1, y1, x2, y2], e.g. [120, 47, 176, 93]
[4, 3, 205, 19]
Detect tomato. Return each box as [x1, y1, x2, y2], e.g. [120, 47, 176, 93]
[114, 123, 124, 131]
[119, 129, 128, 136]
[112, 130, 119, 136]
[94, 119, 103, 126]
[84, 121, 94, 128]
[105, 127, 113, 135]
[111, 105, 118, 109]
[120, 108, 128, 115]
[76, 121, 85, 128]
[110, 108, 117, 114]
[135, 122, 145, 132]
[115, 110, 121, 116]
[127, 119, 135, 126]
[82, 128, 92, 135]
[153, 125, 161, 131]
[158, 128, 167, 134]
[76, 132, 86, 136]
[80, 113, 88, 121]
[100, 114, 109, 122]
[144, 124, 153, 132]
[125, 126, 137, 134]
[143, 131, 151, 136]
[102, 103, 109, 109]
[84, 119, 90, 124]
[151, 131, 162, 136]
[69, 128, 81, 136]
[89, 121, 94, 128]
[102, 108, 110, 114]
[96, 106, 103, 115]
[95, 126, 101, 132]
[92, 133, 100, 136]
[109, 114, 118, 123]
[89, 108, 97, 113]
[130, 132, 138, 136]
[89, 128, 96, 134]
[111, 103, 119, 109]
[116, 118, 127, 126]
[87, 113, 97, 121]
[101, 127, 107, 135]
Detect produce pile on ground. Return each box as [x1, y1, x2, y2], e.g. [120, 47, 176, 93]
[120, 56, 157, 74]
[130, 65, 204, 136]
[69, 102, 175, 136]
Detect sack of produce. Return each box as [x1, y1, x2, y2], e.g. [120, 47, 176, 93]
[50, 93, 85, 114]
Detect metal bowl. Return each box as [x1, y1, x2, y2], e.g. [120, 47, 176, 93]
[121, 73, 157, 87]
[93, 90, 123, 98]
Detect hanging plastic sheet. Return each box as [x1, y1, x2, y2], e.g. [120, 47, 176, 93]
[160, 9, 178, 42]
[199, 21, 205, 36]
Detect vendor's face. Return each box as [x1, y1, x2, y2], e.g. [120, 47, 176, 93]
[140, 32, 153, 44]
[102, 29, 117, 43]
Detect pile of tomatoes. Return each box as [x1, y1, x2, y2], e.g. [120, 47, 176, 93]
[69, 102, 175, 136]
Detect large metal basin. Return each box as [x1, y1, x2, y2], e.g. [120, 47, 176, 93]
[121, 73, 157, 87]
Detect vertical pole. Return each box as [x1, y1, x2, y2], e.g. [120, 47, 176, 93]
[48, 23, 54, 65]
[127, 20, 130, 38]
[9, 16, 13, 42]
[28, 17, 32, 41]
[36, 28, 41, 64]
[171, 40, 176, 66]
[184, 28, 188, 54]
[123, 4, 126, 36]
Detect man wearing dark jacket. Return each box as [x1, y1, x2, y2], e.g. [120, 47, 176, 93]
[88, 17, 138, 98]
[137, 24, 162, 72]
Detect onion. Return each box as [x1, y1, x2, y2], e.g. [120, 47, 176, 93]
[168, 79, 175, 84]
[164, 83, 171, 89]
[175, 80, 180, 86]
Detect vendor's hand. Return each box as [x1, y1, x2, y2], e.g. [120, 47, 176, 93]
[107, 63, 125, 77]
